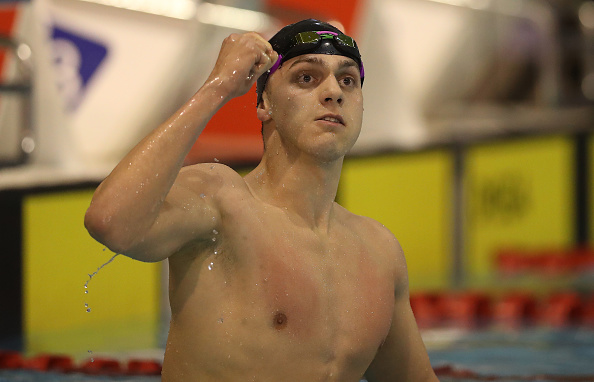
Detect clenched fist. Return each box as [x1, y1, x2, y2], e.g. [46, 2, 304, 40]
[206, 32, 278, 100]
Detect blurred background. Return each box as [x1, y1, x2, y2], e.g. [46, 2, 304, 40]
[0, 0, 593, 368]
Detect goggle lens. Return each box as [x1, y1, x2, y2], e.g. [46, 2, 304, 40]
[293, 31, 322, 44]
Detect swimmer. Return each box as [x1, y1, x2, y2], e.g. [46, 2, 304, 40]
[85, 19, 439, 382]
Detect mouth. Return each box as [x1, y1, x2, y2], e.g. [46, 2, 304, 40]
[316, 114, 345, 126]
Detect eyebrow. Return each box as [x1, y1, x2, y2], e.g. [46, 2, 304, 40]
[288, 56, 359, 72]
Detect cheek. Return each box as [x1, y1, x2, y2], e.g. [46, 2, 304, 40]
[272, 95, 311, 122]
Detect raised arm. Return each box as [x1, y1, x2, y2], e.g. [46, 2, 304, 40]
[84, 32, 277, 262]
[365, 239, 439, 382]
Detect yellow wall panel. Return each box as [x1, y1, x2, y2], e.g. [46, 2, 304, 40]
[23, 190, 161, 356]
[341, 151, 453, 291]
[464, 136, 574, 288]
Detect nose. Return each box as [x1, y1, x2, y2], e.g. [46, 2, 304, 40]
[320, 77, 343, 106]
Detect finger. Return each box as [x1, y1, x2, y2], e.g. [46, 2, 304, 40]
[268, 50, 279, 67]
[249, 34, 276, 64]
[250, 43, 278, 77]
[251, 53, 275, 79]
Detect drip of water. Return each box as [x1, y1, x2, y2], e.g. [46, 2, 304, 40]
[83, 253, 119, 292]
[83, 253, 119, 313]
[83, 253, 118, 363]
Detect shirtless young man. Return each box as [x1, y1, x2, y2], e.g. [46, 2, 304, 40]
[85, 19, 438, 382]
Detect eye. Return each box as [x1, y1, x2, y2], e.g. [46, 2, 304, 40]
[300, 74, 313, 83]
[341, 76, 357, 87]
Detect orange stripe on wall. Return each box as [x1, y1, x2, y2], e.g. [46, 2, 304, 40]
[0, 5, 18, 79]
[265, 0, 362, 35]
[185, 84, 263, 165]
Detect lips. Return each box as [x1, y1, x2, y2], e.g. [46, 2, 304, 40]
[317, 114, 345, 125]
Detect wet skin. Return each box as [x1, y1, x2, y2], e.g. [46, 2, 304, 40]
[85, 33, 437, 382]
[163, 169, 400, 381]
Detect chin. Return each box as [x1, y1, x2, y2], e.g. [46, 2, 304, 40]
[310, 143, 353, 163]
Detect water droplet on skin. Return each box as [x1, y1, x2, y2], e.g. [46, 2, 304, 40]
[210, 165, 215, 170]
[214, 158, 220, 163]
[213, 229, 219, 235]
[217, 318, 224, 324]
[212, 237, 217, 242]
[200, 193, 206, 198]
[208, 262, 214, 270]
[86, 308, 91, 313]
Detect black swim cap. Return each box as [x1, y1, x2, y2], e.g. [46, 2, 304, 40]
[256, 19, 364, 106]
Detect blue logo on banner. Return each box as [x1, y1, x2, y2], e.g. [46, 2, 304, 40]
[51, 25, 108, 112]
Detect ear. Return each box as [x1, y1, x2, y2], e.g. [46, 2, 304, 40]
[257, 92, 272, 122]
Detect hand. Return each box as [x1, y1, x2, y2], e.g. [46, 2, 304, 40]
[206, 32, 278, 100]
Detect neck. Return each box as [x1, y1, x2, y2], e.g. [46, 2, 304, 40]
[245, 146, 344, 233]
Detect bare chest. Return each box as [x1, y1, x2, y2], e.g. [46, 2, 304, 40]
[221, 208, 396, 351]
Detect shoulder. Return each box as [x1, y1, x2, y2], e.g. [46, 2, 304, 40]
[175, 163, 250, 197]
[337, 205, 409, 289]
[177, 163, 244, 188]
[338, 205, 402, 255]
[171, 163, 253, 213]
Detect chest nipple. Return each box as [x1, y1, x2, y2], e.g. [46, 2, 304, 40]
[273, 312, 287, 330]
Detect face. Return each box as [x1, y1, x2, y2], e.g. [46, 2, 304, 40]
[258, 54, 364, 162]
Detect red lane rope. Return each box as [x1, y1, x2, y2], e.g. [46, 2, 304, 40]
[0, 351, 161, 376]
[410, 291, 594, 329]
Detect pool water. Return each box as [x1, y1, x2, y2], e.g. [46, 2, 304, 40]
[427, 327, 594, 380]
[2, 328, 594, 381]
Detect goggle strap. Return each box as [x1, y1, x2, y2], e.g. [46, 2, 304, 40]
[268, 54, 283, 75]
[316, 31, 339, 38]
